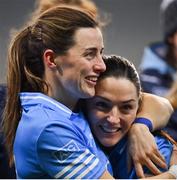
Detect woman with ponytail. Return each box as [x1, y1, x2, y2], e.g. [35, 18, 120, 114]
[2, 5, 174, 179]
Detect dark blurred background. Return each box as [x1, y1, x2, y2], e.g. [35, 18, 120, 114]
[0, 0, 162, 83]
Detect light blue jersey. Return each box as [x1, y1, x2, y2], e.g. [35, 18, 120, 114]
[14, 93, 110, 179]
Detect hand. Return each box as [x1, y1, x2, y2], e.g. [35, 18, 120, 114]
[128, 124, 167, 178]
[137, 92, 173, 130]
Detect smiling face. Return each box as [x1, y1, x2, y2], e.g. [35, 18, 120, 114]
[86, 77, 139, 147]
[54, 27, 106, 102]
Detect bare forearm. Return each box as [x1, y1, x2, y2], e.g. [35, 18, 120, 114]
[145, 165, 177, 179]
[145, 172, 175, 179]
[137, 93, 173, 130]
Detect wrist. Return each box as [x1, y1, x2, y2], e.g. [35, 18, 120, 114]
[133, 117, 153, 132]
[168, 164, 177, 179]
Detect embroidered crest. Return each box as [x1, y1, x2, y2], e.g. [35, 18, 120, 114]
[53, 140, 80, 163]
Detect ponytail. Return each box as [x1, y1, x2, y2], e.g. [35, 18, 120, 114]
[3, 26, 47, 165]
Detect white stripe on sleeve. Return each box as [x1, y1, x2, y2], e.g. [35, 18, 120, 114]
[54, 149, 96, 178]
[64, 153, 96, 178]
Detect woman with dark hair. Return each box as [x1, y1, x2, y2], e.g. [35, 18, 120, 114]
[84, 55, 177, 179]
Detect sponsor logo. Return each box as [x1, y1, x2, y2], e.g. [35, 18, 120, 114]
[53, 140, 80, 163]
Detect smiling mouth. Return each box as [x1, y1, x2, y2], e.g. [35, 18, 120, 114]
[85, 76, 98, 85]
[100, 125, 122, 133]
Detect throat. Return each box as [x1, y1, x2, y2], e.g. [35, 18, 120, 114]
[95, 138, 114, 155]
[48, 89, 78, 111]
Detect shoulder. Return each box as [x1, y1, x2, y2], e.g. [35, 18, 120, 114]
[154, 134, 173, 148]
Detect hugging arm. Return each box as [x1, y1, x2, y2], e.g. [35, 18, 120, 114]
[128, 93, 173, 178]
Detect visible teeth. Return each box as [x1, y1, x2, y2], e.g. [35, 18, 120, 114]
[101, 126, 121, 133]
[86, 77, 97, 81]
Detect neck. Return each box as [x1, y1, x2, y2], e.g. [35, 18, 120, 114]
[48, 85, 78, 111]
[44, 71, 78, 110]
[44, 67, 79, 110]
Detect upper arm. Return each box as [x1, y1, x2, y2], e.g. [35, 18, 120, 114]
[37, 122, 107, 179]
[137, 93, 173, 130]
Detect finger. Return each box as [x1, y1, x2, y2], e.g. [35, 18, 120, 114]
[143, 158, 161, 175]
[134, 162, 145, 178]
[127, 153, 133, 173]
[150, 153, 167, 169]
[154, 149, 166, 162]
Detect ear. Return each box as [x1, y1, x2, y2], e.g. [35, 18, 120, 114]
[43, 49, 57, 68]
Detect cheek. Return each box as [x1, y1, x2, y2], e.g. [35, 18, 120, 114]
[80, 64, 92, 76]
[88, 110, 103, 128]
[88, 110, 99, 124]
[121, 113, 136, 129]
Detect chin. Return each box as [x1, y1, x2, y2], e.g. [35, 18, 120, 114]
[101, 135, 124, 147]
[82, 89, 95, 98]
[100, 140, 118, 147]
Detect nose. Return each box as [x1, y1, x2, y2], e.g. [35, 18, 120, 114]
[106, 107, 120, 124]
[93, 55, 106, 73]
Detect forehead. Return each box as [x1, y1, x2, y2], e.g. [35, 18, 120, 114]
[95, 77, 138, 100]
[73, 27, 103, 49]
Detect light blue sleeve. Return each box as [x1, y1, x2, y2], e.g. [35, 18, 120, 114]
[154, 135, 173, 169]
[37, 121, 106, 179]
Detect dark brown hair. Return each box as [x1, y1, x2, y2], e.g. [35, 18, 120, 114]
[102, 55, 141, 97]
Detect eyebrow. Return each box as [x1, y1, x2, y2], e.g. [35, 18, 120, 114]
[95, 96, 136, 104]
[94, 96, 111, 102]
[122, 99, 136, 104]
[85, 47, 104, 52]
